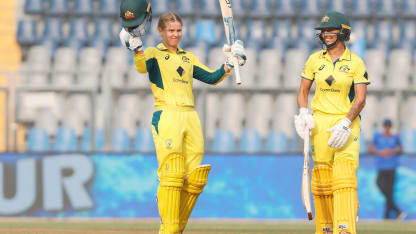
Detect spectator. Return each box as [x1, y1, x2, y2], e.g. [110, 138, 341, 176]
[369, 119, 406, 220]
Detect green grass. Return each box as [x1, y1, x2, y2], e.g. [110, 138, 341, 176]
[0, 219, 414, 234]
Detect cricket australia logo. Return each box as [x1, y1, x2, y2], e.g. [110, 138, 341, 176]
[339, 65, 350, 73]
[124, 11, 135, 19]
[321, 16, 329, 23]
[182, 56, 190, 63]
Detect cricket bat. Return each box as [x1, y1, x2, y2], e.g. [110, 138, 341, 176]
[219, 0, 242, 85]
[302, 130, 313, 220]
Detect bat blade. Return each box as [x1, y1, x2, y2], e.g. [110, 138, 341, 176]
[219, 0, 241, 84]
[302, 130, 313, 220]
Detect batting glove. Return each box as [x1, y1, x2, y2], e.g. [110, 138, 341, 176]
[294, 108, 315, 140]
[119, 28, 143, 51]
[231, 40, 247, 66]
[327, 117, 352, 148]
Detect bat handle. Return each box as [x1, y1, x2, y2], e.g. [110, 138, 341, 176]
[232, 56, 242, 85]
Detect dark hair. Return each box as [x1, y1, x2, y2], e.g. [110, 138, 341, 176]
[157, 12, 183, 30]
[383, 119, 392, 127]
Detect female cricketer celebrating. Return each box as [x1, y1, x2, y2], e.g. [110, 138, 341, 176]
[295, 12, 370, 234]
[118, 0, 246, 233]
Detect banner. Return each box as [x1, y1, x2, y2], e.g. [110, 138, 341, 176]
[0, 153, 414, 219]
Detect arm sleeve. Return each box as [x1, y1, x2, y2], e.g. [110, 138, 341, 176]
[301, 55, 315, 81]
[353, 58, 370, 85]
[134, 47, 155, 74]
[192, 55, 229, 85]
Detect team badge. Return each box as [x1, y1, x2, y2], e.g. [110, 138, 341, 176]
[124, 11, 135, 19]
[321, 16, 329, 23]
[182, 56, 190, 63]
[339, 65, 350, 73]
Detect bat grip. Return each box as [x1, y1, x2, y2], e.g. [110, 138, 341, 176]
[232, 56, 242, 85]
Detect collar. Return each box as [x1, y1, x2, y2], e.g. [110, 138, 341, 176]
[320, 47, 352, 62]
[157, 43, 186, 54]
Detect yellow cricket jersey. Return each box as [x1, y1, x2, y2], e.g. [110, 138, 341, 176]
[301, 47, 370, 115]
[134, 43, 230, 108]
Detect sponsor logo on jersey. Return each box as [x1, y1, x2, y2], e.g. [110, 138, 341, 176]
[325, 75, 335, 86]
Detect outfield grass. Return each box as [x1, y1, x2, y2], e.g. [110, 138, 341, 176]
[0, 218, 414, 234]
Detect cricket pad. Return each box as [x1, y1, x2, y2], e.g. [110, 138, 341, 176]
[311, 166, 334, 234]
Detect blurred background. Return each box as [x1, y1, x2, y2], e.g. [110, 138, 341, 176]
[0, 0, 415, 222]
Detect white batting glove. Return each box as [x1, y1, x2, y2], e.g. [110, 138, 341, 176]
[223, 40, 247, 69]
[327, 117, 352, 148]
[119, 28, 143, 51]
[294, 108, 315, 140]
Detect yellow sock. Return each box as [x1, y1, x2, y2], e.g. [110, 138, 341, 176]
[311, 166, 333, 234]
[157, 154, 185, 234]
[332, 159, 358, 234]
[179, 165, 211, 232]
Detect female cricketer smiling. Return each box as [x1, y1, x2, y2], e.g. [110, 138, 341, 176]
[118, 0, 246, 233]
[295, 12, 370, 234]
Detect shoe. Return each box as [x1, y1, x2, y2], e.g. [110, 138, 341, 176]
[396, 212, 407, 221]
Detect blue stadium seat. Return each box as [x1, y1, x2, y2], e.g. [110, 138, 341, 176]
[298, 21, 317, 41]
[93, 19, 114, 42]
[133, 128, 155, 152]
[193, 19, 217, 46]
[25, 0, 44, 14]
[198, 0, 219, 17]
[112, 128, 130, 152]
[81, 127, 104, 151]
[46, 0, 68, 16]
[53, 126, 78, 152]
[398, 22, 416, 48]
[402, 0, 416, 17]
[375, 0, 396, 17]
[89, 38, 110, 60]
[245, 20, 267, 50]
[265, 131, 287, 153]
[351, 0, 372, 17]
[72, 0, 93, 16]
[99, 0, 119, 16]
[239, 129, 262, 153]
[67, 19, 89, 42]
[152, 0, 170, 15]
[211, 129, 235, 153]
[42, 18, 64, 43]
[39, 39, 59, 59]
[17, 20, 38, 45]
[27, 128, 50, 152]
[326, 0, 347, 13]
[276, 0, 296, 17]
[271, 20, 291, 41]
[248, 0, 272, 17]
[400, 128, 416, 154]
[228, 0, 246, 17]
[176, 0, 195, 16]
[300, 0, 322, 17]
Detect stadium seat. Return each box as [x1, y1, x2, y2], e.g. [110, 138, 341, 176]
[72, 0, 93, 16]
[39, 38, 59, 59]
[27, 128, 50, 152]
[89, 38, 110, 61]
[246, 94, 273, 139]
[211, 129, 235, 153]
[300, 0, 322, 17]
[46, 0, 68, 16]
[176, 0, 195, 16]
[360, 95, 379, 141]
[53, 126, 78, 152]
[327, 0, 347, 13]
[400, 128, 416, 154]
[351, 0, 372, 17]
[258, 48, 282, 88]
[42, 18, 64, 43]
[78, 47, 102, 73]
[282, 49, 308, 89]
[25, 0, 44, 14]
[360, 131, 368, 154]
[275, 0, 296, 17]
[66, 94, 92, 126]
[220, 93, 245, 139]
[248, 0, 272, 17]
[99, 0, 118, 16]
[386, 49, 411, 90]
[93, 19, 115, 42]
[298, 20, 317, 41]
[67, 19, 90, 42]
[374, 21, 393, 45]
[53, 47, 78, 73]
[245, 20, 267, 51]
[238, 48, 257, 88]
[273, 93, 297, 139]
[365, 49, 386, 90]
[265, 130, 287, 153]
[52, 73, 74, 87]
[402, 0, 416, 17]
[152, 0, 170, 15]
[105, 46, 130, 73]
[17, 20, 37, 45]
[228, 0, 247, 17]
[112, 128, 130, 152]
[133, 128, 155, 152]
[375, 0, 396, 17]
[198, 0, 219, 17]
[239, 129, 262, 153]
[26, 45, 51, 74]
[193, 19, 217, 46]
[379, 96, 399, 129]
[205, 93, 220, 141]
[81, 127, 104, 151]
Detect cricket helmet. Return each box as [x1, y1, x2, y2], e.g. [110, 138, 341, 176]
[316, 11, 351, 48]
[120, 0, 152, 29]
